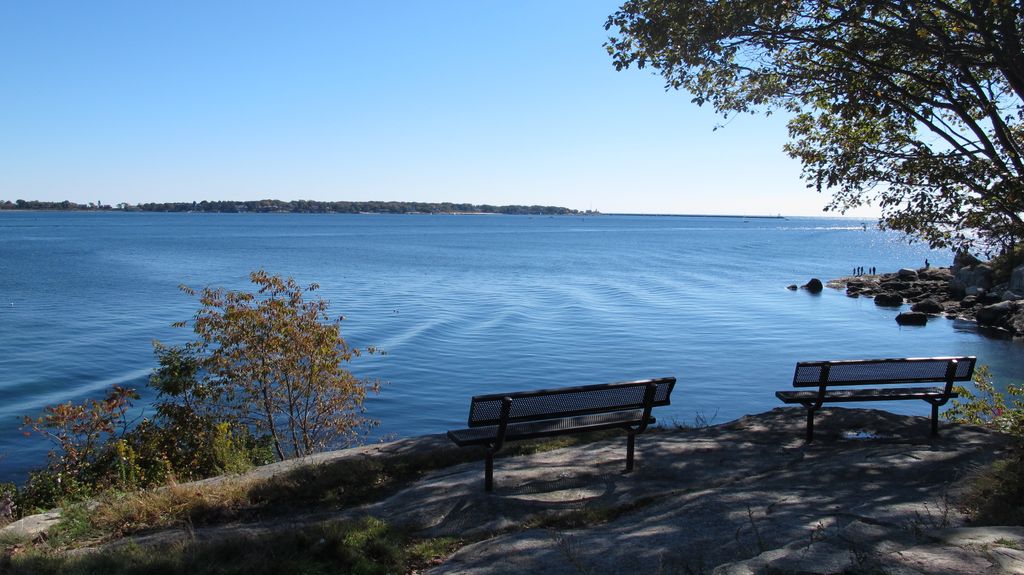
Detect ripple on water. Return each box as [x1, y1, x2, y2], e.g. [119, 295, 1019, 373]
[1, 212, 1022, 483]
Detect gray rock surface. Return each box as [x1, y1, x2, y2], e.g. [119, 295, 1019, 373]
[911, 299, 944, 314]
[977, 300, 1019, 328]
[952, 265, 994, 299]
[422, 408, 1007, 574]
[1004, 290, 1024, 302]
[716, 525, 1024, 575]
[0, 508, 61, 539]
[1012, 264, 1024, 292]
[966, 285, 988, 297]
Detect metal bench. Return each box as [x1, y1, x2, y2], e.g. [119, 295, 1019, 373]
[776, 356, 976, 441]
[447, 377, 676, 491]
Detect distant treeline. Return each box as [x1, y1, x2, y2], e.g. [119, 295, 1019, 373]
[0, 199, 585, 215]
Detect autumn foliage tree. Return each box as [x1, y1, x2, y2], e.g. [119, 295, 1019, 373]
[18, 271, 379, 511]
[606, 1, 1024, 253]
[176, 270, 380, 460]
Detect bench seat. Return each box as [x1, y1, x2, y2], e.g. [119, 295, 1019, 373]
[776, 357, 975, 441]
[447, 410, 654, 446]
[776, 386, 957, 403]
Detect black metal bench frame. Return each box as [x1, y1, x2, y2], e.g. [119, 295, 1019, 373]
[776, 356, 976, 441]
[447, 377, 676, 491]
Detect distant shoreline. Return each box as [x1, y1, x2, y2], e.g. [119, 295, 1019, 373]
[1, 210, 795, 219]
[0, 199, 585, 216]
[607, 212, 787, 219]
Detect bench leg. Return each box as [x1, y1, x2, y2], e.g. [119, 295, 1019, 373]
[805, 407, 816, 443]
[625, 431, 636, 473]
[931, 403, 939, 436]
[485, 451, 494, 492]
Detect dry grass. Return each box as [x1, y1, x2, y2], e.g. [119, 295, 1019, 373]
[88, 478, 258, 538]
[45, 430, 621, 547]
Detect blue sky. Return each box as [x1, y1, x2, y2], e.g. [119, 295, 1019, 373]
[0, 1, 877, 217]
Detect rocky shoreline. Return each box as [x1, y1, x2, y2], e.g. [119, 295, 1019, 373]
[822, 254, 1024, 336]
[5, 408, 1018, 574]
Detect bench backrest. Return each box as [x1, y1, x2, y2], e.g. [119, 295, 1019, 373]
[793, 356, 976, 388]
[466, 377, 676, 427]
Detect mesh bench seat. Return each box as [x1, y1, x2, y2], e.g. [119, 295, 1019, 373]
[447, 377, 676, 491]
[776, 356, 975, 441]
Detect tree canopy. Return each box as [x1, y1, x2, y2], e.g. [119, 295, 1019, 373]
[606, 0, 1024, 254]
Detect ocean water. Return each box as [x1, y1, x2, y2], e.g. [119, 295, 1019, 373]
[1, 212, 1022, 482]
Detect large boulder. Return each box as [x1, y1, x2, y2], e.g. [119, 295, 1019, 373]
[1011, 264, 1024, 291]
[897, 268, 919, 280]
[950, 264, 993, 299]
[960, 264, 993, 288]
[801, 278, 823, 293]
[911, 299, 944, 314]
[981, 291, 1003, 305]
[895, 312, 928, 325]
[959, 295, 979, 308]
[1010, 309, 1024, 336]
[919, 267, 953, 281]
[1003, 290, 1024, 302]
[976, 301, 1017, 327]
[874, 292, 904, 307]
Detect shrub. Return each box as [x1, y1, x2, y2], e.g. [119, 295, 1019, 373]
[946, 365, 1024, 436]
[16, 271, 377, 512]
[946, 365, 1024, 525]
[174, 270, 381, 460]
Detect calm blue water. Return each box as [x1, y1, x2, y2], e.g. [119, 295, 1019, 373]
[2, 212, 1022, 482]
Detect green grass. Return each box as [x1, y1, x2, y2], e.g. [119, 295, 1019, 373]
[45, 503, 103, 549]
[3, 516, 461, 575]
[994, 537, 1023, 550]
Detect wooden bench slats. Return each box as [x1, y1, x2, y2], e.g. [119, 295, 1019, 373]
[448, 410, 653, 446]
[777, 386, 959, 403]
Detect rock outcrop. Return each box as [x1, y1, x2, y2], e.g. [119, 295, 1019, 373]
[829, 262, 1024, 337]
[801, 278, 824, 293]
[951, 264, 993, 299]
[911, 299, 944, 314]
[16, 408, 1001, 575]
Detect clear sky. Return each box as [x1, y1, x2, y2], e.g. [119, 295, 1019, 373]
[0, 1, 879, 217]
